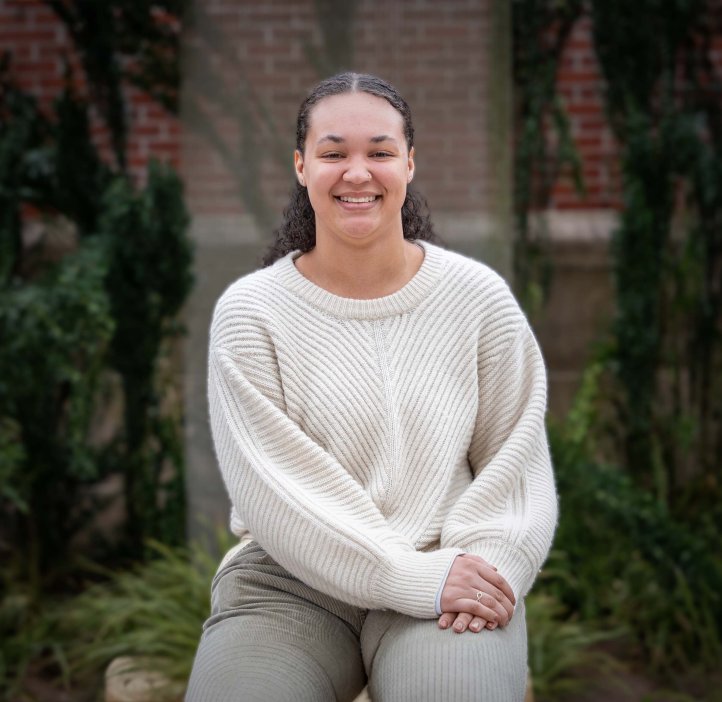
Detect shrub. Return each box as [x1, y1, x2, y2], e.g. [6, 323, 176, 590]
[55, 535, 234, 698]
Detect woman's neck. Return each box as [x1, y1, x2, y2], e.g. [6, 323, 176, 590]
[294, 237, 424, 300]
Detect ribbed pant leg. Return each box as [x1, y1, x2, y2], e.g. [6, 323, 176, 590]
[186, 542, 367, 702]
[361, 599, 528, 702]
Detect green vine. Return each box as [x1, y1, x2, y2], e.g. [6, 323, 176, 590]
[512, 0, 585, 316]
[590, 0, 722, 502]
[0, 0, 192, 601]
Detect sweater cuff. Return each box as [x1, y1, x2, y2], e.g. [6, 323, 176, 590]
[463, 540, 536, 603]
[434, 551, 466, 615]
[374, 548, 464, 619]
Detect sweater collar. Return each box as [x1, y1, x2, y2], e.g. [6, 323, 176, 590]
[274, 239, 445, 320]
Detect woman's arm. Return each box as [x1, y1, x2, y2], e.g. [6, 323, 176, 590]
[209, 326, 463, 619]
[439, 317, 558, 604]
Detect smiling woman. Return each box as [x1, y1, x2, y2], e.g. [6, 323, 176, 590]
[186, 73, 557, 702]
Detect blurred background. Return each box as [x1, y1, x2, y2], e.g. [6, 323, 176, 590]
[1, 1, 721, 700]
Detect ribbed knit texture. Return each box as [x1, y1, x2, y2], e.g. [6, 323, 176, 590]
[186, 541, 529, 702]
[208, 239, 558, 619]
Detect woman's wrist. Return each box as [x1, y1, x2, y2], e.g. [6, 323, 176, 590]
[374, 547, 464, 618]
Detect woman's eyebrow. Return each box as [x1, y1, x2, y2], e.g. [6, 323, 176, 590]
[369, 135, 399, 145]
[316, 134, 400, 146]
[317, 134, 344, 145]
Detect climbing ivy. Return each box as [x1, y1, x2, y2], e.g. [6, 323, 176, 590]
[45, 0, 184, 169]
[512, 0, 585, 315]
[590, 0, 722, 503]
[511, 0, 722, 674]
[0, 0, 192, 599]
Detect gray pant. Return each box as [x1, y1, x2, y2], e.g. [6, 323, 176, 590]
[186, 542, 528, 702]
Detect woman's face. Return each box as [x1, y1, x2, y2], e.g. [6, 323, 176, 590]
[294, 91, 415, 247]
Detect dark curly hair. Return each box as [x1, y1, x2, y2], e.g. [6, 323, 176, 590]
[261, 72, 441, 267]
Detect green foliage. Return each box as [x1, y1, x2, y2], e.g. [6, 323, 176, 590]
[546, 365, 722, 673]
[526, 592, 623, 701]
[45, 0, 184, 166]
[0, 418, 26, 512]
[49, 86, 113, 236]
[512, 0, 585, 316]
[102, 163, 192, 383]
[0, 0, 191, 606]
[0, 241, 114, 593]
[590, 0, 705, 119]
[514, 4, 722, 681]
[589, 0, 722, 495]
[0, 61, 113, 244]
[100, 162, 193, 552]
[0, 61, 47, 284]
[54, 535, 234, 698]
[0, 580, 61, 701]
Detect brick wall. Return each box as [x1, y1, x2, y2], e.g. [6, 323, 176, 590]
[0, 0, 180, 186]
[551, 12, 621, 210]
[548, 3, 722, 211]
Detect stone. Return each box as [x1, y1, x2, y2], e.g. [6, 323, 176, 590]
[105, 657, 182, 702]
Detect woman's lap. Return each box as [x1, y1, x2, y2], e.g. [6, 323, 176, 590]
[186, 542, 527, 702]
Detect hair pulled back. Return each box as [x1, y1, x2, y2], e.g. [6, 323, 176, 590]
[261, 72, 440, 267]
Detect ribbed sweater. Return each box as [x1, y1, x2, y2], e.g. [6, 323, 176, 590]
[208, 239, 558, 620]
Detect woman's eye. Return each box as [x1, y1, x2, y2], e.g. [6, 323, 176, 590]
[321, 152, 344, 159]
[371, 151, 393, 158]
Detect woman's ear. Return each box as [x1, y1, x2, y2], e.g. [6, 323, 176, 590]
[294, 150, 306, 187]
[407, 146, 415, 183]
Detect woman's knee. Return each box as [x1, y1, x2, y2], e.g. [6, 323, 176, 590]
[362, 606, 528, 702]
[187, 615, 366, 702]
[186, 625, 337, 702]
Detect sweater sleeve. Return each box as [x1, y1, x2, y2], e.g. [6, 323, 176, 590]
[208, 323, 463, 619]
[439, 317, 558, 602]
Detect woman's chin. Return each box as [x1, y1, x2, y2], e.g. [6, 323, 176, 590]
[333, 226, 380, 243]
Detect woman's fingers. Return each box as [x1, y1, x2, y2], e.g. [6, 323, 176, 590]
[468, 593, 504, 625]
[476, 584, 514, 623]
[469, 615, 488, 632]
[460, 555, 516, 606]
[439, 612, 496, 634]
[452, 612, 473, 633]
[438, 613, 454, 630]
[486, 569, 516, 608]
[438, 612, 489, 633]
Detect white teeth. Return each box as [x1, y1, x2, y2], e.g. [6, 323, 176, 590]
[338, 196, 377, 203]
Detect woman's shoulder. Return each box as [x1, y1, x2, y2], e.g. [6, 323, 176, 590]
[428, 243, 534, 357]
[210, 261, 285, 345]
[215, 262, 279, 311]
[430, 242, 522, 317]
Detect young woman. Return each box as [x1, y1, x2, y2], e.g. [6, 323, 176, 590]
[186, 72, 557, 702]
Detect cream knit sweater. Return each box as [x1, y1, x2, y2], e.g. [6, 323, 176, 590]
[208, 239, 558, 620]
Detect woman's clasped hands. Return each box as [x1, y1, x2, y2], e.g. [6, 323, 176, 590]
[438, 553, 516, 634]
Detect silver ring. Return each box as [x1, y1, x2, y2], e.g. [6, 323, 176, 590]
[476, 590, 484, 603]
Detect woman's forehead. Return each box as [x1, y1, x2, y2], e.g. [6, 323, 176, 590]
[306, 92, 405, 143]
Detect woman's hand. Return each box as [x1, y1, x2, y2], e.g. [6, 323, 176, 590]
[437, 554, 516, 633]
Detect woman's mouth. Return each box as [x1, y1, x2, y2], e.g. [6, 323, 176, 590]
[335, 195, 380, 203]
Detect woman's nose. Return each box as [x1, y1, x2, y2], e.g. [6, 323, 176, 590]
[342, 160, 372, 183]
